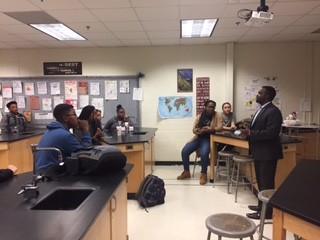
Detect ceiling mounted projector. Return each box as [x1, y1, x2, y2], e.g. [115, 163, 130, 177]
[237, 0, 273, 26]
[245, 11, 273, 26]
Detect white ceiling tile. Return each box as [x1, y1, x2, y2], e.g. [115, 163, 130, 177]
[150, 38, 179, 46]
[80, 0, 131, 8]
[67, 22, 109, 34]
[135, 7, 179, 21]
[268, 15, 301, 26]
[270, 1, 320, 15]
[281, 25, 319, 34]
[121, 39, 151, 46]
[246, 26, 284, 35]
[292, 14, 320, 26]
[29, 0, 86, 10]
[180, 0, 229, 5]
[47, 10, 98, 23]
[84, 32, 117, 40]
[104, 21, 144, 32]
[130, 0, 180, 7]
[0, 0, 40, 11]
[142, 20, 179, 31]
[147, 31, 180, 39]
[91, 8, 138, 21]
[0, 0, 319, 49]
[268, 33, 304, 42]
[180, 5, 225, 19]
[0, 24, 38, 34]
[91, 39, 124, 47]
[113, 31, 148, 40]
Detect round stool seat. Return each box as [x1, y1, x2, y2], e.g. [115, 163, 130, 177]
[218, 150, 239, 157]
[206, 213, 256, 239]
[233, 155, 253, 163]
[258, 189, 276, 203]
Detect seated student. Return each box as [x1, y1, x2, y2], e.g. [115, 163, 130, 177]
[177, 100, 223, 185]
[1, 101, 26, 133]
[219, 102, 237, 151]
[104, 104, 134, 131]
[221, 102, 237, 131]
[36, 104, 92, 174]
[95, 109, 103, 129]
[74, 105, 104, 145]
[0, 165, 18, 183]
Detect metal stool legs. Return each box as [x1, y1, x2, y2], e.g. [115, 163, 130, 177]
[213, 150, 239, 193]
[231, 155, 254, 203]
[192, 149, 200, 177]
[256, 189, 276, 240]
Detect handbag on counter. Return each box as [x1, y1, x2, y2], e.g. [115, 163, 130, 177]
[66, 145, 127, 175]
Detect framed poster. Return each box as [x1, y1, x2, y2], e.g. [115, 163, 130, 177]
[177, 69, 193, 92]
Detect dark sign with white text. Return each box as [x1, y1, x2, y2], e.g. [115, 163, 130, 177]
[43, 62, 82, 75]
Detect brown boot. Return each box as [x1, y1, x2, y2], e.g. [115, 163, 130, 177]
[177, 170, 191, 180]
[199, 173, 207, 185]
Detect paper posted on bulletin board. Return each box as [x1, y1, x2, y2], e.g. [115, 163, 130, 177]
[244, 76, 281, 110]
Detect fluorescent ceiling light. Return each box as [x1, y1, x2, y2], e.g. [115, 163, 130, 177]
[30, 23, 86, 41]
[181, 19, 218, 38]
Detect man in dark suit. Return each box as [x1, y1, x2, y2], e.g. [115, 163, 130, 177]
[241, 86, 283, 220]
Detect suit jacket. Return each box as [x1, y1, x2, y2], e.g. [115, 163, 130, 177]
[249, 103, 283, 161]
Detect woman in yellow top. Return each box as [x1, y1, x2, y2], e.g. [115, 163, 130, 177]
[177, 100, 223, 185]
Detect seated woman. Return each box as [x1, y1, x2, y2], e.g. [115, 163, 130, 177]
[221, 102, 237, 131]
[75, 105, 104, 145]
[104, 104, 134, 131]
[219, 102, 237, 151]
[177, 100, 223, 185]
[95, 109, 103, 129]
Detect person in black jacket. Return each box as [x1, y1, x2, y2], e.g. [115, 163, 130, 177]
[0, 165, 18, 183]
[0, 101, 26, 133]
[241, 86, 283, 220]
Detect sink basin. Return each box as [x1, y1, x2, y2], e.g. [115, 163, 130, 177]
[131, 132, 147, 135]
[31, 188, 94, 210]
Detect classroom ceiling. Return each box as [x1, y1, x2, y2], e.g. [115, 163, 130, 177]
[1, 0, 320, 49]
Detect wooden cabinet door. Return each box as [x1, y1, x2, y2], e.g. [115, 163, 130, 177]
[83, 201, 112, 240]
[111, 180, 128, 240]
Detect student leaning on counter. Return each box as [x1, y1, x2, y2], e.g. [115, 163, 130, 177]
[36, 104, 92, 175]
[104, 104, 134, 131]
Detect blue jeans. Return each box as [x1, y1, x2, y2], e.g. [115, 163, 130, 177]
[181, 137, 210, 174]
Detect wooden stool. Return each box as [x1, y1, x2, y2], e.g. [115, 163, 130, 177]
[206, 213, 256, 240]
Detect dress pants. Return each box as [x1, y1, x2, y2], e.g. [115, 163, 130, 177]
[254, 160, 278, 215]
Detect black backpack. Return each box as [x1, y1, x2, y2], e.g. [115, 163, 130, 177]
[66, 145, 127, 175]
[136, 174, 166, 210]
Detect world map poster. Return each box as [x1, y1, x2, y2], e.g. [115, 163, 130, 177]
[158, 96, 192, 119]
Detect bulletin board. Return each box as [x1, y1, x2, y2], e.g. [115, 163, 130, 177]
[0, 75, 141, 127]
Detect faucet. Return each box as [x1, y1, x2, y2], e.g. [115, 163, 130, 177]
[18, 144, 63, 200]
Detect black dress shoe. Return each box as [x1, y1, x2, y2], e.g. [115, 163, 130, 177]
[246, 212, 273, 220]
[248, 205, 260, 212]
